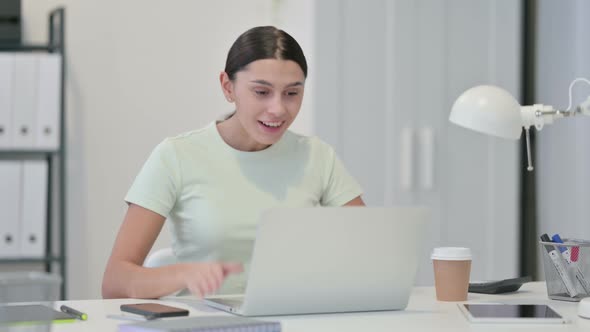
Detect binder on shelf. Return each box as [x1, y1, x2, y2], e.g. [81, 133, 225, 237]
[0, 161, 22, 258]
[0, 53, 14, 149]
[35, 53, 61, 150]
[19, 159, 48, 258]
[11, 53, 38, 149]
[0, 0, 21, 44]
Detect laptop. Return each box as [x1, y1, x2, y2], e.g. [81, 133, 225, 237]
[204, 207, 429, 316]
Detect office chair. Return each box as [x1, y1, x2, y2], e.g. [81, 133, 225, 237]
[143, 247, 177, 268]
[143, 247, 183, 297]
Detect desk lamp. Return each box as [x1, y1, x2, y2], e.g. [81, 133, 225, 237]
[450, 80, 590, 317]
[449, 79, 590, 171]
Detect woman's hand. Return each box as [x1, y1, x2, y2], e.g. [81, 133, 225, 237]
[180, 262, 244, 298]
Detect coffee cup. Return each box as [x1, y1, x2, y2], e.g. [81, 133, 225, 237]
[431, 247, 472, 301]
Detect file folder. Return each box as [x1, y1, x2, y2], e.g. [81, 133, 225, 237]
[0, 53, 14, 149]
[19, 159, 48, 258]
[35, 54, 61, 150]
[0, 161, 22, 258]
[12, 53, 38, 149]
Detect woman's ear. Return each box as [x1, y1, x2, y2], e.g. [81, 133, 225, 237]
[219, 71, 235, 103]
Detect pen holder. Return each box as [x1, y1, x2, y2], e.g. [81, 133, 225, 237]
[540, 239, 590, 302]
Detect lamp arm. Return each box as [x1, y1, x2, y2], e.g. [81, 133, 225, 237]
[520, 104, 555, 131]
[566, 78, 590, 112]
[519, 104, 573, 171]
[536, 96, 590, 118]
[576, 95, 590, 116]
[521, 94, 590, 131]
[518, 93, 590, 172]
[524, 77, 590, 130]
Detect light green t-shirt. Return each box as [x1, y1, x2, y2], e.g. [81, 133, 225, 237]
[125, 121, 363, 294]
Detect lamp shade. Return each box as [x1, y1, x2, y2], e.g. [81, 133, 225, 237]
[449, 85, 523, 140]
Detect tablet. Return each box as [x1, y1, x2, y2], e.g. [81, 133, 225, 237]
[460, 304, 566, 324]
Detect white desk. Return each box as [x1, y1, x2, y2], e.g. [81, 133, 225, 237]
[4, 282, 590, 331]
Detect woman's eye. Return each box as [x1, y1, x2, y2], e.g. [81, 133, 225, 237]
[286, 91, 299, 96]
[255, 90, 268, 96]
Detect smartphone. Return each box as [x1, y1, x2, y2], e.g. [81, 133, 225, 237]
[120, 303, 189, 319]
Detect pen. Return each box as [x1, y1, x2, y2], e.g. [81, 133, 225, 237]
[540, 234, 579, 297]
[60, 305, 88, 320]
[552, 234, 590, 294]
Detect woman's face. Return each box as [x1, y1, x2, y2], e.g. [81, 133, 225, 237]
[221, 59, 305, 149]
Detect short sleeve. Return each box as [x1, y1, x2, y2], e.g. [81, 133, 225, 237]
[320, 144, 363, 206]
[125, 139, 181, 218]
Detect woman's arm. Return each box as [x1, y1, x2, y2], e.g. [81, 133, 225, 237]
[102, 204, 242, 299]
[343, 196, 365, 206]
[102, 203, 176, 299]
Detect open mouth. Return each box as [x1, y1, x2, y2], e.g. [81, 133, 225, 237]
[258, 120, 284, 128]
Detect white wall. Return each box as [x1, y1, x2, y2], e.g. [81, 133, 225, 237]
[22, 0, 315, 300]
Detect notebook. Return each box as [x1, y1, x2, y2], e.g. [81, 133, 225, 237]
[0, 304, 76, 325]
[205, 207, 429, 316]
[117, 316, 281, 332]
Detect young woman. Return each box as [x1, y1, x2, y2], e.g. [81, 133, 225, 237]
[102, 26, 364, 299]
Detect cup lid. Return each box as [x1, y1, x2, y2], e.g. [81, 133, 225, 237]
[431, 247, 472, 260]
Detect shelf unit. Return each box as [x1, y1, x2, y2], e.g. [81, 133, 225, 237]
[0, 7, 66, 299]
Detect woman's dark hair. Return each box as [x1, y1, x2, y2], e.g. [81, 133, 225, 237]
[224, 26, 307, 80]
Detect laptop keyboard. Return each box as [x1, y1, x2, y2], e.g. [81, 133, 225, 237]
[211, 297, 244, 309]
